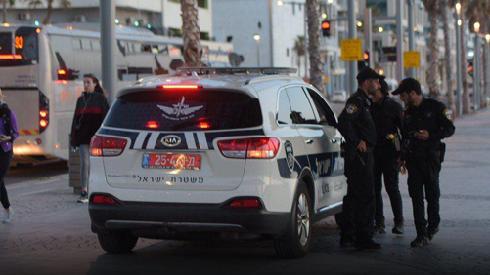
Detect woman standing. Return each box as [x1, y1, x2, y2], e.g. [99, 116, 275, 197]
[70, 74, 110, 203]
[0, 88, 19, 223]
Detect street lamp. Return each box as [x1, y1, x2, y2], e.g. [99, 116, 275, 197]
[473, 21, 481, 110]
[253, 33, 261, 67]
[277, 0, 284, 6]
[356, 20, 363, 28]
[455, 2, 461, 15]
[378, 26, 384, 33]
[454, 2, 464, 116]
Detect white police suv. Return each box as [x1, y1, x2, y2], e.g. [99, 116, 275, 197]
[89, 67, 346, 258]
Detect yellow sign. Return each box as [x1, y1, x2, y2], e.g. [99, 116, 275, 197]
[340, 39, 363, 61]
[403, 51, 421, 68]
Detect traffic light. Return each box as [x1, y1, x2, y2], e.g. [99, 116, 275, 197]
[321, 19, 331, 37]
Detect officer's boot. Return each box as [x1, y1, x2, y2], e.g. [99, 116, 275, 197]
[392, 220, 404, 235]
[374, 217, 385, 234]
[410, 226, 429, 248]
[427, 226, 439, 240]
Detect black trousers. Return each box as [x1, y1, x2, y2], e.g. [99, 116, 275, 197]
[0, 150, 12, 209]
[374, 150, 403, 226]
[341, 150, 375, 241]
[407, 151, 441, 237]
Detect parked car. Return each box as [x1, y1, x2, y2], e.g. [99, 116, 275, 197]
[88, 67, 346, 258]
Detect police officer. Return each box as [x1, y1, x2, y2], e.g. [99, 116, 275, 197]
[392, 78, 455, 247]
[338, 67, 380, 249]
[371, 77, 404, 235]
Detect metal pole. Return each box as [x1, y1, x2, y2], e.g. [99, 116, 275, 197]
[303, 4, 308, 79]
[347, 0, 357, 93]
[455, 17, 463, 116]
[100, 0, 116, 102]
[256, 41, 261, 66]
[474, 34, 481, 111]
[396, 0, 404, 81]
[407, 0, 416, 77]
[486, 41, 490, 107]
[364, 8, 373, 68]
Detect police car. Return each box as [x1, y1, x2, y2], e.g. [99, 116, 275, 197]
[88, 67, 346, 258]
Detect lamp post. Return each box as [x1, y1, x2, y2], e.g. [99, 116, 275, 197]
[454, 2, 463, 116]
[485, 34, 490, 107]
[473, 21, 481, 111]
[407, 0, 416, 78]
[253, 33, 261, 66]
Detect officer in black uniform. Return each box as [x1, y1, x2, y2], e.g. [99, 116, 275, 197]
[392, 78, 455, 247]
[371, 77, 404, 234]
[337, 67, 380, 250]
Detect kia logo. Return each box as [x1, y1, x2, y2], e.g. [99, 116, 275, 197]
[161, 135, 181, 147]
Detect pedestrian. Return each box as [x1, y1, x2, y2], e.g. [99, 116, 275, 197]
[0, 88, 19, 223]
[70, 74, 110, 203]
[337, 67, 381, 250]
[371, 77, 404, 234]
[392, 77, 455, 247]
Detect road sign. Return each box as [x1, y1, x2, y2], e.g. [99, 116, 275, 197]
[403, 51, 421, 68]
[340, 39, 363, 61]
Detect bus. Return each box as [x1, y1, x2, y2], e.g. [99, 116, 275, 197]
[0, 22, 233, 163]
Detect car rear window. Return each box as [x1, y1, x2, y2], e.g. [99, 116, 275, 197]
[104, 90, 263, 131]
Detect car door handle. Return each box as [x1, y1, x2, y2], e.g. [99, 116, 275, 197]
[305, 139, 314, 144]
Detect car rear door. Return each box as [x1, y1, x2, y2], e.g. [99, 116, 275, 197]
[99, 88, 264, 192]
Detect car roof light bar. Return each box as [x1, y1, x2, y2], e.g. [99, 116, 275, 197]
[177, 67, 297, 76]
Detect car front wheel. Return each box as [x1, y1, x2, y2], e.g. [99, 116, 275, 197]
[274, 181, 312, 258]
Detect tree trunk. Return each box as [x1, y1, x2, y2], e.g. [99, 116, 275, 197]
[461, 15, 470, 114]
[43, 0, 54, 24]
[306, 0, 324, 93]
[441, 2, 456, 115]
[2, 0, 7, 23]
[426, 8, 440, 98]
[181, 0, 201, 67]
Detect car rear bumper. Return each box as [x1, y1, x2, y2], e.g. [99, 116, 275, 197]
[89, 193, 290, 237]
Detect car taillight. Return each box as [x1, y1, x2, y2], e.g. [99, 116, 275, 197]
[228, 198, 262, 209]
[91, 194, 119, 205]
[90, 135, 127, 157]
[157, 84, 201, 90]
[217, 137, 280, 159]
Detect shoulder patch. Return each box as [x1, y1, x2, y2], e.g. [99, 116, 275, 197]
[443, 108, 453, 120]
[345, 104, 358, 114]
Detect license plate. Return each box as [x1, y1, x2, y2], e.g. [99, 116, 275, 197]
[142, 153, 201, 170]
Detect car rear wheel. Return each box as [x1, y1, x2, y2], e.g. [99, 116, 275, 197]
[274, 181, 312, 258]
[97, 230, 138, 254]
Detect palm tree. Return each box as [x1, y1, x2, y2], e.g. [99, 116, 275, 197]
[293, 36, 305, 77]
[2, 0, 15, 23]
[422, 0, 440, 98]
[440, 0, 456, 115]
[181, 0, 201, 67]
[306, 0, 324, 93]
[25, 0, 70, 24]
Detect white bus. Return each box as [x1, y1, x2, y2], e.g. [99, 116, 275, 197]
[0, 23, 233, 163]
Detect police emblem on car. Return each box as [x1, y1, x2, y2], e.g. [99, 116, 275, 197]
[160, 135, 181, 147]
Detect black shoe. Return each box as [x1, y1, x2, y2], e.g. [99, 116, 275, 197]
[355, 239, 381, 250]
[374, 224, 386, 234]
[340, 236, 355, 248]
[392, 222, 404, 235]
[410, 236, 429, 248]
[428, 227, 439, 240]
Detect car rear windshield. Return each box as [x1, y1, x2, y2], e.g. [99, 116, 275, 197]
[104, 90, 263, 131]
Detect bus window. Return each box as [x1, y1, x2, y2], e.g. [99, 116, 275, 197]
[0, 32, 12, 54]
[11, 27, 38, 62]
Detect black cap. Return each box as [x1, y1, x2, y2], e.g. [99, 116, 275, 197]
[356, 67, 381, 83]
[392, 77, 422, 95]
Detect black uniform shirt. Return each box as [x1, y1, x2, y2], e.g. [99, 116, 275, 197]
[338, 89, 377, 149]
[371, 96, 403, 149]
[402, 98, 455, 154]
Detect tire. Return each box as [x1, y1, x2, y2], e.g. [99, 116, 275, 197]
[97, 230, 138, 254]
[274, 181, 312, 259]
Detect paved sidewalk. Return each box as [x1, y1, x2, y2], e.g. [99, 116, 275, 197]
[1, 110, 490, 274]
